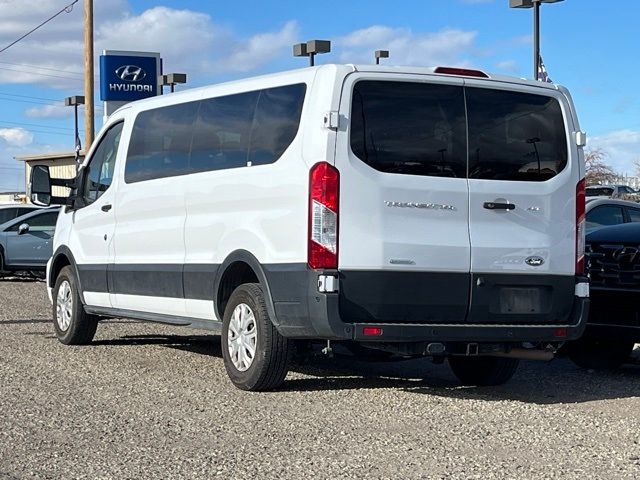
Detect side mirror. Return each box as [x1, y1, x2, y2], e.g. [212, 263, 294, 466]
[30, 165, 52, 206]
[17, 223, 29, 236]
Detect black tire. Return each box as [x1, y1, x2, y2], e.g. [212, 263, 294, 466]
[568, 338, 635, 370]
[52, 266, 98, 345]
[221, 283, 291, 391]
[448, 356, 519, 386]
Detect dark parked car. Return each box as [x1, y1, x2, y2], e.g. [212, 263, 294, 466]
[0, 207, 60, 277]
[566, 222, 640, 368]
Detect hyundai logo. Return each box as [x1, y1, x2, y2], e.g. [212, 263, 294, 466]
[525, 256, 545, 267]
[115, 65, 146, 82]
[612, 246, 640, 265]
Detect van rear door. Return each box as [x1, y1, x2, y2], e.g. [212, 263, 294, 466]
[463, 81, 578, 324]
[335, 74, 471, 324]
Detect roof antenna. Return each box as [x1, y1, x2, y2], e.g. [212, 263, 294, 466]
[375, 50, 389, 65]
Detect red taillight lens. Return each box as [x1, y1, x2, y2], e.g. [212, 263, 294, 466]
[308, 162, 339, 269]
[576, 178, 586, 275]
[363, 327, 383, 336]
[434, 66, 489, 78]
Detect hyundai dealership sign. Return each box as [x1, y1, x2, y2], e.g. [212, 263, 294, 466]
[100, 52, 159, 101]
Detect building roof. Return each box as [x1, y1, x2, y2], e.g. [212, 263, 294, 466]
[14, 151, 85, 162]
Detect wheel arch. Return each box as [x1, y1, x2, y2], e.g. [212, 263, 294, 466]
[49, 246, 85, 304]
[213, 250, 278, 325]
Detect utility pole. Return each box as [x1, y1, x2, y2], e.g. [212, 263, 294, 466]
[84, 0, 94, 148]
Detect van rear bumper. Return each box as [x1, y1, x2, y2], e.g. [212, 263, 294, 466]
[267, 266, 589, 343]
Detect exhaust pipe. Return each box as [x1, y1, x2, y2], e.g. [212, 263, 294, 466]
[487, 348, 554, 361]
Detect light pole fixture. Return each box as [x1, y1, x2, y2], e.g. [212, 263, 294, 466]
[293, 39, 331, 66]
[160, 73, 187, 93]
[64, 95, 85, 163]
[375, 50, 389, 65]
[509, 0, 564, 80]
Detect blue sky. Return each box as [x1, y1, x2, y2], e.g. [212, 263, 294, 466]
[0, 0, 638, 191]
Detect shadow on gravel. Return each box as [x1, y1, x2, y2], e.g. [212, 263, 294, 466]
[92, 334, 222, 357]
[0, 318, 50, 325]
[80, 333, 640, 403]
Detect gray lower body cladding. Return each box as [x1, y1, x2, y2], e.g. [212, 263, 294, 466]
[73, 262, 588, 343]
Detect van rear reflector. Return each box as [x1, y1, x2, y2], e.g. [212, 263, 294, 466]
[434, 67, 489, 78]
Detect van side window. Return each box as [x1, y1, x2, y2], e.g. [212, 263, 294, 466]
[350, 81, 467, 178]
[125, 102, 198, 183]
[249, 84, 306, 166]
[467, 88, 567, 181]
[190, 91, 259, 173]
[83, 122, 123, 204]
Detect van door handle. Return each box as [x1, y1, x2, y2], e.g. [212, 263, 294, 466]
[483, 202, 515, 211]
[101, 204, 112, 212]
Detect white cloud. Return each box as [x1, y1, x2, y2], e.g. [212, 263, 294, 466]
[590, 129, 640, 176]
[0, 2, 299, 89]
[336, 26, 478, 67]
[24, 104, 73, 119]
[495, 60, 520, 73]
[0, 127, 34, 147]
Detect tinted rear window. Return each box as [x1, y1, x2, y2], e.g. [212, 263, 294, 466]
[467, 88, 567, 181]
[350, 81, 467, 178]
[349, 81, 568, 181]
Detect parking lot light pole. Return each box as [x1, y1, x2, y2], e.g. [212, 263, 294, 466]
[375, 50, 389, 65]
[293, 40, 331, 66]
[509, 0, 564, 80]
[64, 95, 85, 164]
[160, 73, 187, 93]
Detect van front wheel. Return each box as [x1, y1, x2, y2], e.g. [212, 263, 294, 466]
[448, 356, 519, 386]
[221, 283, 291, 391]
[52, 266, 98, 345]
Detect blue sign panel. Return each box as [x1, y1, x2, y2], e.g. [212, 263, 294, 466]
[100, 54, 158, 101]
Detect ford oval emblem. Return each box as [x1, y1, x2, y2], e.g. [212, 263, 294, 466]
[525, 256, 545, 267]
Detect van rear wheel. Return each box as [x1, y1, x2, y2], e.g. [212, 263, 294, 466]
[448, 356, 519, 386]
[221, 283, 291, 391]
[52, 266, 98, 345]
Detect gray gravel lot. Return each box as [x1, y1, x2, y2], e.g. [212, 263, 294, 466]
[1, 280, 640, 479]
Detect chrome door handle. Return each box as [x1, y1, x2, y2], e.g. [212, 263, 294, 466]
[101, 204, 112, 212]
[483, 202, 515, 211]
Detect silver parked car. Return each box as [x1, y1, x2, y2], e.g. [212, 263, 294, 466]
[586, 198, 640, 232]
[0, 207, 60, 276]
[0, 204, 43, 224]
[586, 184, 640, 202]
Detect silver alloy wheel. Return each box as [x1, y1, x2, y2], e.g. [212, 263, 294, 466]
[227, 303, 257, 372]
[56, 280, 73, 331]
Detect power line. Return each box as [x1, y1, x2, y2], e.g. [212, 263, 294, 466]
[0, 0, 80, 54]
[0, 60, 83, 76]
[0, 65, 83, 82]
[0, 92, 102, 109]
[0, 120, 73, 132]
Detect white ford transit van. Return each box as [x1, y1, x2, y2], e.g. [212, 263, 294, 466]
[32, 64, 589, 391]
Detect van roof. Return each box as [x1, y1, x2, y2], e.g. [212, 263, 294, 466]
[112, 63, 560, 116]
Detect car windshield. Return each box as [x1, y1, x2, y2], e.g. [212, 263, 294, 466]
[586, 187, 614, 197]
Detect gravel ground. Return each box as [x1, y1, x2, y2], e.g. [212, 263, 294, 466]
[1, 280, 639, 479]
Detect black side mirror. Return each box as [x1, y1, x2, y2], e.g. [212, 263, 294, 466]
[30, 165, 52, 206]
[17, 223, 29, 236]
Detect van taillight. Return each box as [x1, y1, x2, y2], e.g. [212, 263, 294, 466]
[308, 162, 339, 269]
[434, 66, 489, 78]
[576, 178, 586, 275]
